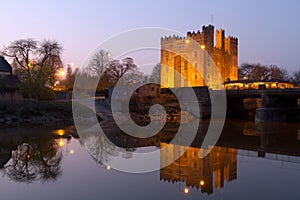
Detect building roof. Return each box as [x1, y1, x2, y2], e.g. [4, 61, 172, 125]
[0, 56, 12, 73]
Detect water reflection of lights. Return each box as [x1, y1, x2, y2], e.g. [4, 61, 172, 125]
[58, 138, 65, 147]
[200, 180, 205, 186]
[183, 188, 189, 194]
[95, 161, 111, 171]
[177, 145, 190, 195]
[56, 129, 65, 136]
[56, 130, 75, 156]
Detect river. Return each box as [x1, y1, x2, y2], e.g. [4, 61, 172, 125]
[0, 119, 299, 200]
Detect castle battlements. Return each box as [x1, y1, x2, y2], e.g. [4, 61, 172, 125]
[161, 35, 185, 40]
[187, 30, 203, 37]
[228, 36, 238, 43]
[161, 35, 187, 45]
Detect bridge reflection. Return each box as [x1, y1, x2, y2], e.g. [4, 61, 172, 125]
[99, 119, 300, 159]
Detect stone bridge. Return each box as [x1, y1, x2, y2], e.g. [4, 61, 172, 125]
[221, 89, 300, 122]
[179, 87, 300, 122]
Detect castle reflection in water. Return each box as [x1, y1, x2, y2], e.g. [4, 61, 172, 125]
[160, 143, 237, 194]
[1, 120, 299, 196]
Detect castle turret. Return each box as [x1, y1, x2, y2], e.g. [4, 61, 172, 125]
[216, 29, 225, 50]
[160, 24, 238, 89]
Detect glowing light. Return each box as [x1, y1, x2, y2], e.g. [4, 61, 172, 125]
[185, 39, 190, 44]
[106, 165, 111, 170]
[70, 149, 75, 155]
[201, 45, 205, 50]
[59, 68, 65, 77]
[200, 180, 205, 186]
[57, 129, 65, 136]
[184, 188, 189, 194]
[243, 76, 247, 80]
[58, 139, 65, 147]
[70, 63, 75, 67]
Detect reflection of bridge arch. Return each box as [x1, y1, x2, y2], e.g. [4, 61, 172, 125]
[238, 149, 300, 164]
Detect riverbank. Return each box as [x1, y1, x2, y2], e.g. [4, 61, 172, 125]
[0, 100, 74, 126]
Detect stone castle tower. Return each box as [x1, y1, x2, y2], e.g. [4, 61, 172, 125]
[160, 25, 238, 89]
[160, 143, 237, 194]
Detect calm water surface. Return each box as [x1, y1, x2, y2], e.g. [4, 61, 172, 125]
[0, 120, 299, 200]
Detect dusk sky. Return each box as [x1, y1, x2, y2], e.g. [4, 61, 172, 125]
[1, 0, 299, 74]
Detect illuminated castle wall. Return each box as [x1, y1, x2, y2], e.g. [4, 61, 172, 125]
[160, 25, 238, 89]
[160, 143, 237, 195]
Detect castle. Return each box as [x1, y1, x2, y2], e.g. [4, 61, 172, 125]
[160, 143, 237, 194]
[160, 25, 238, 89]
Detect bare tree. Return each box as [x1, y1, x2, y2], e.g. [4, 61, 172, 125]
[2, 38, 63, 99]
[79, 54, 138, 89]
[38, 40, 63, 87]
[268, 65, 289, 80]
[251, 64, 269, 80]
[2, 38, 38, 81]
[105, 57, 137, 84]
[239, 63, 289, 81]
[122, 68, 147, 85]
[293, 69, 300, 86]
[86, 49, 111, 77]
[239, 63, 255, 79]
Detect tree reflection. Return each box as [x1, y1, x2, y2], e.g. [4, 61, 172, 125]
[1, 134, 63, 183]
[78, 121, 137, 167]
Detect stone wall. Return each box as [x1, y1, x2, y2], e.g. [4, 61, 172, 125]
[0, 91, 23, 105]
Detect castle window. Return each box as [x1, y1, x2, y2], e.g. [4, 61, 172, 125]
[184, 60, 188, 70]
[194, 74, 198, 80]
[207, 60, 211, 67]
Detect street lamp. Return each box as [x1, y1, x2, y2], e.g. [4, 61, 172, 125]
[58, 67, 65, 78]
